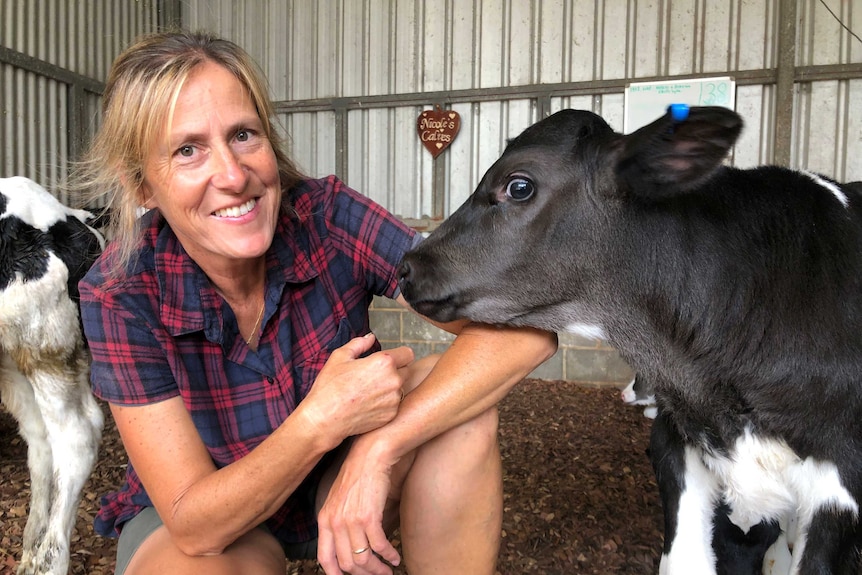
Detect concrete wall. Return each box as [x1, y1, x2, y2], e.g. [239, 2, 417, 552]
[370, 297, 634, 386]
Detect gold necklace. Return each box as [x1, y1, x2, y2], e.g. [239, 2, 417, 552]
[245, 301, 265, 345]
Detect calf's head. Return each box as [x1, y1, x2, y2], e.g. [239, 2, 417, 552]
[398, 107, 743, 332]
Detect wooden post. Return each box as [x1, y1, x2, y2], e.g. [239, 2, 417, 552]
[774, 0, 797, 167]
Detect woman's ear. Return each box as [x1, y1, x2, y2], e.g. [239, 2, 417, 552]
[125, 171, 155, 210]
[139, 192, 156, 210]
[116, 166, 150, 209]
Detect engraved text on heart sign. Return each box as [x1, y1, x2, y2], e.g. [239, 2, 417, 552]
[417, 106, 461, 158]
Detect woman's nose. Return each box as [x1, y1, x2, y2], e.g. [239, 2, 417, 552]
[211, 146, 248, 191]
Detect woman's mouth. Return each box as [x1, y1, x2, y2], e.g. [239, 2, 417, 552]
[213, 198, 256, 218]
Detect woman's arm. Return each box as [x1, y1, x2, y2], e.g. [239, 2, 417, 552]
[316, 301, 557, 570]
[112, 333, 413, 556]
[343, 307, 556, 466]
[372, 294, 558, 447]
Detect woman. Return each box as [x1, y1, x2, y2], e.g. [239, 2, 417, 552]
[76, 31, 556, 575]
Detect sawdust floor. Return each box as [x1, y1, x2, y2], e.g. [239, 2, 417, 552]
[0, 379, 663, 574]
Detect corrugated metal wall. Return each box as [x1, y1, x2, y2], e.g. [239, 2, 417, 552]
[796, 0, 862, 180]
[0, 0, 170, 202]
[1, 0, 860, 214]
[182, 0, 862, 225]
[1, 0, 858, 383]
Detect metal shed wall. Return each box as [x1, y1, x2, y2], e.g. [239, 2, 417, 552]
[0, 0, 172, 201]
[181, 0, 862, 384]
[1, 1, 859, 383]
[182, 0, 862, 226]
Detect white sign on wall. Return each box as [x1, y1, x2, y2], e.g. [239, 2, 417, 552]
[624, 76, 736, 133]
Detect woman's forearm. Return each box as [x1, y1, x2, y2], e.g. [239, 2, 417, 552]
[353, 324, 557, 464]
[118, 400, 334, 556]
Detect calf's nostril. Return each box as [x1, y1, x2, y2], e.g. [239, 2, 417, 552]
[397, 260, 413, 284]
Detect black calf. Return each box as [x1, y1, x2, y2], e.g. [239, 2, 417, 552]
[399, 107, 862, 574]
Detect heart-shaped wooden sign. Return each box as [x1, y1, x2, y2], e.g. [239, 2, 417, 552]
[417, 106, 460, 158]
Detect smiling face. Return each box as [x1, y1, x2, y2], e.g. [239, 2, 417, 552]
[141, 60, 281, 274]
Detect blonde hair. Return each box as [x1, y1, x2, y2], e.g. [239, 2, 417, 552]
[71, 30, 304, 277]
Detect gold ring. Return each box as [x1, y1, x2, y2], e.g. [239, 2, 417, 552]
[352, 546, 369, 555]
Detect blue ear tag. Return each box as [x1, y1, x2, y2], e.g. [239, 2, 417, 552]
[668, 103, 690, 122]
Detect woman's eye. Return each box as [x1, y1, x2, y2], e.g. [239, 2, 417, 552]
[177, 145, 194, 158]
[506, 178, 535, 201]
[236, 130, 249, 142]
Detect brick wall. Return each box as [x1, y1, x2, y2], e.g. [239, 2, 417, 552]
[369, 296, 634, 388]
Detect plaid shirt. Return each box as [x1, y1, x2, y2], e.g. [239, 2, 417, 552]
[79, 176, 416, 544]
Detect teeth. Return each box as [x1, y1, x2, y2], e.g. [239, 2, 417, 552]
[213, 198, 256, 218]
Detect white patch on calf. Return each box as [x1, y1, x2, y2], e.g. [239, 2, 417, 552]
[803, 171, 849, 208]
[706, 429, 857, 531]
[621, 377, 655, 405]
[699, 428, 857, 575]
[0, 251, 103, 575]
[707, 429, 798, 533]
[782, 457, 859, 574]
[620, 378, 640, 404]
[563, 322, 606, 340]
[0, 254, 82, 352]
[0, 176, 104, 250]
[762, 514, 795, 575]
[789, 457, 859, 519]
[620, 377, 657, 418]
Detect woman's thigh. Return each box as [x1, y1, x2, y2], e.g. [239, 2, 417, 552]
[118, 507, 286, 575]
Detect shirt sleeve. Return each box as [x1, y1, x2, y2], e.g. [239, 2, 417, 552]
[80, 268, 180, 405]
[325, 177, 417, 298]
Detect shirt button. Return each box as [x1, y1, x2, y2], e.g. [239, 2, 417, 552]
[266, 376, 274, 384]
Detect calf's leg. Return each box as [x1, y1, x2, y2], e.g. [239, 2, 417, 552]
[0, 357, 54, 575]
[797, 507, 862, 575]
[710, 502, 780, 575]
[10, 346, 103, 575]
[650, 410, 719, 575]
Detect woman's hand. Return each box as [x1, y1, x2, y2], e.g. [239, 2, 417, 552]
[312, 323, 557, 574]
[296, 333, 413, 452]
[316, 437, 401, 575]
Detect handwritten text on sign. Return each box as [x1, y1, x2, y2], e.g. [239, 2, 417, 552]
[624, 76, 736, 133]
[417, 106, 461, 158]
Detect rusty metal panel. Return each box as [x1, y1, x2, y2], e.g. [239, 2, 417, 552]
[196, 0, 784, 95]
[278, 110, 339, 180]
[341, 105, 436, 219]
[798, 0, 861, 67]
[734, 84, 775, 167]
[0, 65, 66, 186]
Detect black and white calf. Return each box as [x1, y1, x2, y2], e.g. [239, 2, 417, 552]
[1, 177, 104, 575]
[620, 374, 657, 418]
[398, 107, 862, 574]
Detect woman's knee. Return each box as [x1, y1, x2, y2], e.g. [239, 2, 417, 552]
[124, 526, 285, 575]
[420, 405, 501, 471]
[454, 406, 500, 458]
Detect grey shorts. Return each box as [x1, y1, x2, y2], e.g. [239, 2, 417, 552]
[114, 507, 318, 575]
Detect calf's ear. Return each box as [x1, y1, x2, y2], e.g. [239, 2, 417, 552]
[614, 106, 743, 198]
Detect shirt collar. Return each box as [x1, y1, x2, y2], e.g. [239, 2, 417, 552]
[151, 207, 319, 340]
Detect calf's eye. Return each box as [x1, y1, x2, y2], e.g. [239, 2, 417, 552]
[506, 178, 535, 201]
